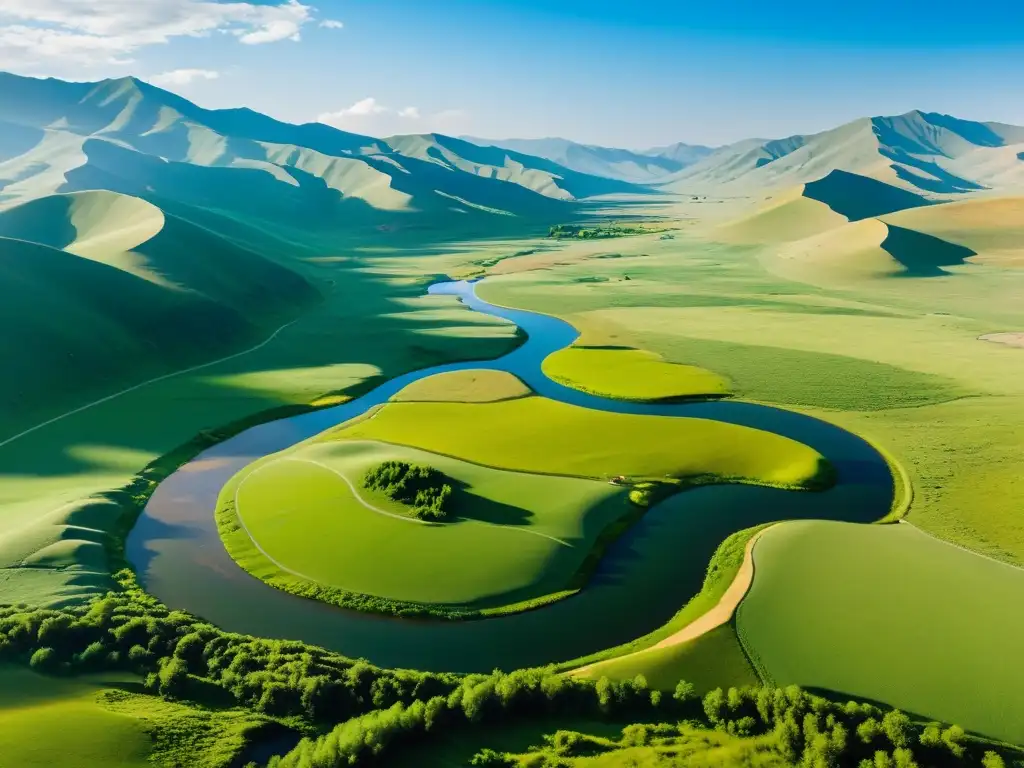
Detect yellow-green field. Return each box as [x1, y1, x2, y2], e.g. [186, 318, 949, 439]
[328, 395, 830, 489]
[542, 347, 729, 401]
[390, 369, 531, 402]
[737, 520, 1024, 746]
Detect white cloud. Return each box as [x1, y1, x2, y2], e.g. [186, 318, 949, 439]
[0, 0, 318, 74]
[319, 19, 343, 29]
[317, 98, 468, 137]
[150, 68, 220, 86]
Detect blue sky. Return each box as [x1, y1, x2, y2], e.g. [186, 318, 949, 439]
[3, 0, 1023, 146]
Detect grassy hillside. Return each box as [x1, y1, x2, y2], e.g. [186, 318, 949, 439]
[0, 236, 254, 424]
[767, 218, 975, 285]
[802, 169, 932, 220]
[737, 520, 1024, 745]
[660, 110, 1024, 195]
[384, 133, 645, 200]
[883, 195, 1024, 263]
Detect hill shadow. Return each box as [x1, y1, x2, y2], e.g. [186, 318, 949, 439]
[882, 224, 975, 277]
[451, 482, 532, 527]
[803, 169, 931, 220]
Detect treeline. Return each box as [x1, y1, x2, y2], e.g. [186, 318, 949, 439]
[0, 572, 1016, 767]
[548, 223, 651, 240]
[0, 571, 464, 722]
[363, 460, 453, 521]
[270, 678, 1012, 768]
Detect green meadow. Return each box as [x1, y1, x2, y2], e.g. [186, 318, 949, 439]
[220, 439, 628, 612]
[737, 521, 1024, 746]
[328, 394, 830, 489]
[0, 666, 268, 768]
[542, 346, 730, 401]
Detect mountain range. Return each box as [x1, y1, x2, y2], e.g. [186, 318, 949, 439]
[2, 70, 1023, 418]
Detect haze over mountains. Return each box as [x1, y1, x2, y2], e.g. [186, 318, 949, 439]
[468, 111, 1024, 196]
[2, 69, 1024, 414]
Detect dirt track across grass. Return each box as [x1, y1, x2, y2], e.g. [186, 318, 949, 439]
[569, 524, 777, 676]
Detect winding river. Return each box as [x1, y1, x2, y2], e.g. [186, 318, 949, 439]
[127, 280, 893, 672]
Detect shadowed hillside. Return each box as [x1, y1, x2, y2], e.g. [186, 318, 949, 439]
[767, 218, 975, 286]
[660, 110, 1024, 196]
[803, 169, 931, 220]
[385, 133, 646, 198]
[0, 236, 254, 417]
[717, 171, 929, 243]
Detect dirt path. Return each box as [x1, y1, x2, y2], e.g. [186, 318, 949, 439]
[979, 332, 1024, 349]
[569, 524, 777, 676]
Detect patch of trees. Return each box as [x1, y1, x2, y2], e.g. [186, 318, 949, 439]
[548, 223, 652, 240]
[267, 675, 1013, 768]
[363, 461, 453, 521]
[0, 570, 1016, 768]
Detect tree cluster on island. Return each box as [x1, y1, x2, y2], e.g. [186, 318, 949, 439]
[363, 460, 454, 521]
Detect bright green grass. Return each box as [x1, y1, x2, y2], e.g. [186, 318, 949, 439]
[385, 716, 785, 768]
[542, 347, 730, 401]
[0, 667, 152, 767]
[473, 233, 1024, 569]
[0, 260, 519, 608]
[574, 625, 758, 693]
[0, 667, 277, 768]
[221, 440, 628, 611]
[482, 724, 786, 768]
[618, 333, 964, 411]
[330, 395, 831, 489]
[737, 520, 1024, 745]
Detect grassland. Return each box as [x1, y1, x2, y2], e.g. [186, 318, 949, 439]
[390, 369, 530, 402]
[0, 241, 523, 609]
[472, 218, 1024, 566]
[542, 347, 730, 401]
[328, 395, 831, 489]
[218, 439, 628, 614]
[0, 667, 152, 767]
[0, 666, 268, 767]
[737, 520, 1024, 746]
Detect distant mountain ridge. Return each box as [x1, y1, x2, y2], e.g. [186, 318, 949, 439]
[658, 110, 1024, 196]
[460, 135, 714, 182]
[0, 72, 644, 227]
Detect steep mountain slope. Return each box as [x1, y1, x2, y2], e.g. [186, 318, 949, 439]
[385, 134, 643, 197]
[661, 111, 1024, 196]
[0, 73, 634, 231]
[643, 141, 717, 167]
[717, 170, 931, 243]
[460, 135, 702, 182]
